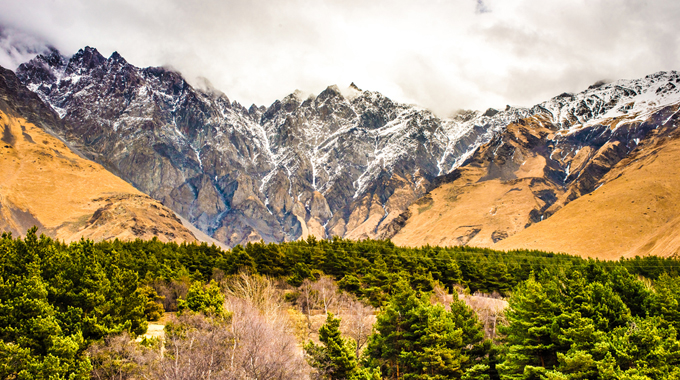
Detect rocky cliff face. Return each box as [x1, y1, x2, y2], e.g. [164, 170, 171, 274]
[390, 71, 680, 257]
[0, 65, 197, 243]
[16, 47, 534, 246]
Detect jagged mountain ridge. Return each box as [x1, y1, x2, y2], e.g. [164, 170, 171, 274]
[16, 47, 533, 246]
[16, 46, 680, 249]
[389, 71, 680, 257]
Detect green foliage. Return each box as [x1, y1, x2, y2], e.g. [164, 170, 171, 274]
[497, 268, 680, 380]
[607, 316, 680, 377]
[364, 279, 487, 379]
[339, 274, 362, 293]
[305, 313, 360, 380]
[350, 366, 383, 380]
[177, 281, 225, 316]
[7, 229, 672, 306]
[1, 228, 680, 379]
[648, 273, 680, 329]
[0, 229, 104, 379]
[287, 262, 314, 287]
[137, 285, 165, 321]
[229, 245, 257, 274]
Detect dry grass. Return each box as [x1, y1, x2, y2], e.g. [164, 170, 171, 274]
[393, 112, 680, 259]
[391, 119, 558, 248]
[392, 150, 557, 248]
[497, 135, 680, 259]
[0, 110, 195, 243]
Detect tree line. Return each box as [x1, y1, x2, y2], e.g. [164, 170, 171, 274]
[72, 233, 680, 299]
[1, 228, 679, 379]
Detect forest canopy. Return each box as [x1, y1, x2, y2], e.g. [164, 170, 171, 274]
[1, 228, 679, 379]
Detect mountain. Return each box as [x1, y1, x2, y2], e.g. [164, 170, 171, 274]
[0, 64, 197, 243]
[389, 71, 680, 258]
[15, 47, 534, 247]
[16, 46, 680, 257]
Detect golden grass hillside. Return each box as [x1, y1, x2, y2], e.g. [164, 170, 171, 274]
[392, 107, 680, 259]
[495, 131, 680, 259]
[391, 120, 562, 248]
[0, 109, 196, 243]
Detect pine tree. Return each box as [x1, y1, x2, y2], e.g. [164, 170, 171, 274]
[177, 280, 225, 316]
[649, 273, 680, 330]
[404, 303, 466, 379]
[563, 272, 631, 331]
[607, 316, 680, 379]
[305, 313, 359, 380]
[434, 250, 463, 288]
[0, 262, 91, 378]
[229, 245, 257, 274]
[449, 291, 490, 367]
[365, 279, 487, 379]
[137, 285, 165, 321]
[497, 276, 560, 379]
[364, 279, 423, 379]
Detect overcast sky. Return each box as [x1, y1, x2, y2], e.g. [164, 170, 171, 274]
[0, 0, 678, 116]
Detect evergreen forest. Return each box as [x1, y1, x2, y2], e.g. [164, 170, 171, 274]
[2, 227, 680, 379]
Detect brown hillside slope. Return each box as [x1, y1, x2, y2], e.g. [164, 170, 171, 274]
[0, 67, 196, 243]
[391, 104, 680, 259]
[495, 127, 680, 259]
[390, 117, 564, 248]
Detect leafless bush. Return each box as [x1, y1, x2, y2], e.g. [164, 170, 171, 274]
[312, 276, 340, 315]
[227, 298, 308, 380]
[221, 270, 283, 320]
[340, 295, 376, 357]
[152, 303, 308, 380]
[154, 313, 235, 380]
[462, 292, 508, 340]
[298, 279, 320, 331]
[87, 332, 157, 380]
[431, 283, 454, 308]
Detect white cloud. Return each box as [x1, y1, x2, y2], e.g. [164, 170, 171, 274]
[0, 0, 678, 116]
[0, 26, 50, 70]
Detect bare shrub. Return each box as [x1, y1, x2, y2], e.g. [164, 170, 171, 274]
[312, 276, 340, 315]
[227, 298, 308, 380]
[221, 270, 283, 319]
[462, 292, 508, 340]
[298, 279, 320, 332]
[87, 332, 156, 380]
[154, 313, 235, 380]
[431, 283, 454, 308]
[340, 295, 376, 357]
[152, 306, 308, 380]
[156, 271, 308, 379]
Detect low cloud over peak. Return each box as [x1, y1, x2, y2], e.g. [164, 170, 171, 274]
[0, 0, 678, 116]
